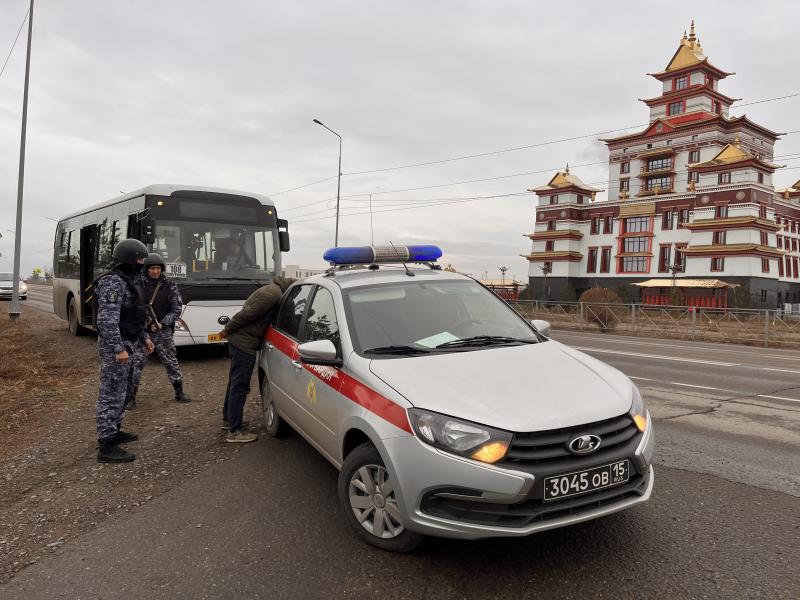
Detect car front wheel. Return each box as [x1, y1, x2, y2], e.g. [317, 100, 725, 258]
[337, 442, 423, 553]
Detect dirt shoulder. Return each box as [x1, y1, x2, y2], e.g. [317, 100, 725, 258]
[0, 306, 261, 584]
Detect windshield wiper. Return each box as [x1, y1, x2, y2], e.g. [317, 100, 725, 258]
[435, 335, 537, 349]
[364, 345, 432, 356]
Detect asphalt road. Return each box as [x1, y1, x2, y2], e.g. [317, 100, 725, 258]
[5, 288, 799, 598]
[18, 285, 53, 314]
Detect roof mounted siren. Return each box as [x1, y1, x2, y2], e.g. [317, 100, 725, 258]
[323, 245, 443, 274]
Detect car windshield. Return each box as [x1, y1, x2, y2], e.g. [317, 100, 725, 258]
[151, 220, 277, 282]
[343, 279, 540, 357]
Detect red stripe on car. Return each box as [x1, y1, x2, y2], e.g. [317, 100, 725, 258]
[265, 328, 413, 434]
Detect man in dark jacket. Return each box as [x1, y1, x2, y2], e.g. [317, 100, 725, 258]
[218, 276, 294, 442]
[131, 253, 192, 406]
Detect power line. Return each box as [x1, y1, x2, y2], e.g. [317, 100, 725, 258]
[0, 8, 29, 81]
[342, 124, 647, 176]
[268, 175, 338, 197]
[273, 91, 800, 197]
[340, 149, 800, 200]
[287, 159, 800, 224]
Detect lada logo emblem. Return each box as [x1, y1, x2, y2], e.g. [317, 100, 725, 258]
[568, 434, 602, 455]
[217, 316, 230, 325]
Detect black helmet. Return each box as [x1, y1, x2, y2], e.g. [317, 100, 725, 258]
[144, 253, 166, 269]
[112, 239, 149, 264]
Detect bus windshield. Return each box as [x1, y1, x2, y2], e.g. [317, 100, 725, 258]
[151, 220, 276, 282]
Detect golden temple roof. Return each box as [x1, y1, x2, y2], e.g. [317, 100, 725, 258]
[531, 164, 602, 193]
[689, 136, 782, 169]
[665, 21, 705, 72]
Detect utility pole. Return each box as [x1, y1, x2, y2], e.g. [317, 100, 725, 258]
[498, 266, 509, 286]
[9, 0, 34, 322]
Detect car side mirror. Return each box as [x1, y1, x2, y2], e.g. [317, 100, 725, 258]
[298, 339, 342, 367]
[531, 319, 551, 337]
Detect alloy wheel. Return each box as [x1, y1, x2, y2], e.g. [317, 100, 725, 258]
[348, 464, 404, 539]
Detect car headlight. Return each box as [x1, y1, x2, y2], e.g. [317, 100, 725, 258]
[407, 408, 512, 464]
[629, 384, 648, 433]
[174, 318, 189, 332]
[19, 283, 27, 292]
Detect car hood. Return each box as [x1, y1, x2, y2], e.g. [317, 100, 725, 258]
[368, 340, 634, 432]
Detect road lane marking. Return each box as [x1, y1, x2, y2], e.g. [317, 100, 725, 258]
[668, 382, 719, 390]
[572, 346, 739, 367]
[554, 332, 800, 361]
[632, 379, 800, 406]
[630, 376, 654, 381]
[756, 395, 800, 403]
[762, 367, 800, 375]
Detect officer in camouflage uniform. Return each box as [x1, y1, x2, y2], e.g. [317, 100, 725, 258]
[131, 253, 192, 403]
[94, 239, 154, 463]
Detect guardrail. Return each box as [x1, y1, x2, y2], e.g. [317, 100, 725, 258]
[509, 300, 800, 349]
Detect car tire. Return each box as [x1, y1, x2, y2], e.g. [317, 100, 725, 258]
[68, 297, 87, 336]
[338, 442, 424, 553]
[261, 377, 288, 437]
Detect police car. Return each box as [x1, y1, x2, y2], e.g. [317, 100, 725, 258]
[258, 245, 654, 552]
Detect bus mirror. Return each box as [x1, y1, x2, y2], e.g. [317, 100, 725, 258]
[140, 217, 156, 244]
[277, 218, 290, 252]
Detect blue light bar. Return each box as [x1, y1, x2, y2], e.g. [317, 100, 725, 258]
[323, 245, 443, 265]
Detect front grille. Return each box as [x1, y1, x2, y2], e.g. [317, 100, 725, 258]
[503, 413, 638, 466]
[420, 470, 649, 528]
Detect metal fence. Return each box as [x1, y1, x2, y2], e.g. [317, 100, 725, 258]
[508, 300, 800, 349]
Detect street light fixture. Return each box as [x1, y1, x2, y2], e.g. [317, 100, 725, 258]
[313, 118, 342, 247]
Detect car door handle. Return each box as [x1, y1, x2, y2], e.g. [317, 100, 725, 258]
[291, 359, 303, 370]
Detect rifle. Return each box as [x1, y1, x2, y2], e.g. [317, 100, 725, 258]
[146, 281, 164, 332]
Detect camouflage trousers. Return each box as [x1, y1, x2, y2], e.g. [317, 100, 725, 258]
[96, 339, 142, 440]
[132, 329, 183, 391]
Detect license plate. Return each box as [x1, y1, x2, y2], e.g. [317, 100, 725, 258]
[207, 333, 225, 343]
[544, 460, 630, 501]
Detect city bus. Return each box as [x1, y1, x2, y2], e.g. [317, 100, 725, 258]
[52, 184, 290, 345]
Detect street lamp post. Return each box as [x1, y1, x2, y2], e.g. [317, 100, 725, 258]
[313, 118, 342, 247]
[9, 0, 34, 322]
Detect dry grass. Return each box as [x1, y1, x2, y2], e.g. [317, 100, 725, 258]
[0, 315, 90, 460]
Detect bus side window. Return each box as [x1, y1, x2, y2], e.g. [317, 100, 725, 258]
[65, 230, 79, 279]
[56, 227, 69, 278]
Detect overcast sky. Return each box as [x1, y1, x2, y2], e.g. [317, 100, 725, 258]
[1, 1, 799, 281]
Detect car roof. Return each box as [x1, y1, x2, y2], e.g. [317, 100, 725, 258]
[304, 266, 473, 290]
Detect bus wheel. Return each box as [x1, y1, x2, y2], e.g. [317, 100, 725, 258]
[68, 297, 87, 337]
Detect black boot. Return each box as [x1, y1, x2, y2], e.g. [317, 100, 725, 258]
[97, 439, 136, 463]
[173, 380, 191, 402]
[108, 429, 139, 445]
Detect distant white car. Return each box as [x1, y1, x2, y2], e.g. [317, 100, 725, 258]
[0, 272, 27, 300]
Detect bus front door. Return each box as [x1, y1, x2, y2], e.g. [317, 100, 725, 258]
[80, 225, 98, 326]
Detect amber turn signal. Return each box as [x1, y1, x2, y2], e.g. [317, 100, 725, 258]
[470, 441, 509, 464]
[633, 414, 647, 433]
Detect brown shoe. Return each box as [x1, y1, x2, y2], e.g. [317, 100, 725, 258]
[225, 429, 258, 443]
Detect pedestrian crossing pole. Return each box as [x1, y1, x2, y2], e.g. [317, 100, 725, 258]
[9, 0, 34, 322]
